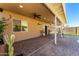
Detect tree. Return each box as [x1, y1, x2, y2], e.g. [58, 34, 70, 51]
[0, 17, 6, 44]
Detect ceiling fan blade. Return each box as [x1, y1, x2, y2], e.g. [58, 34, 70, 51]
[37, 15, 41, 16]
[37, 16, 41, 19]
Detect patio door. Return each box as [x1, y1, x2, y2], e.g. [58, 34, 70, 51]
[45, 25, 48, 35]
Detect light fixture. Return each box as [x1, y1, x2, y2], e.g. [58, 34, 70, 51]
[44, 17, 46, 20]
[19, 5, 23, 8]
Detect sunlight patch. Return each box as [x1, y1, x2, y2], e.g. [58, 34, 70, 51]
[77, 40, 79, 43]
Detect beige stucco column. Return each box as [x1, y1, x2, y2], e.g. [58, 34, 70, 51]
[60, 26, 63, 37]
[54, 16, 57, 45]
[60, 25, 64, 37]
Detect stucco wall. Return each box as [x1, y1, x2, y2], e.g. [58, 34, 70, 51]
[0, 10, 51, 42]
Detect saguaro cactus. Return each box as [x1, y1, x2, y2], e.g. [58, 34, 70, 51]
[4, 34, 15, 56]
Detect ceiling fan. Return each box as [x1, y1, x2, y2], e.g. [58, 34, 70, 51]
[33, 13, 41, 19]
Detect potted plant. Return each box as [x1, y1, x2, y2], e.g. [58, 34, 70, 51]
[0, 17, 6, 45]
[40, 30, 45, 36]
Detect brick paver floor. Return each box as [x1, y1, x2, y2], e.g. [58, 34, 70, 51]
[14, 36, 79, 56]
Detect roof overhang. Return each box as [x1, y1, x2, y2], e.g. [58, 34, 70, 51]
[44, 3, 67, 25]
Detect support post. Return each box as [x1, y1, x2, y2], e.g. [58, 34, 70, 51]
[60, 26, 63, 37]
[54, 16, 57, 45]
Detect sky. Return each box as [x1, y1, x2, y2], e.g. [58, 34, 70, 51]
[65, 3, 79, 27]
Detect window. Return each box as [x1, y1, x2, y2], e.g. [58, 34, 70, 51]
[13, 19, 28, 32]
[21, 20, 28, 31]
[13, 20, 21, 31]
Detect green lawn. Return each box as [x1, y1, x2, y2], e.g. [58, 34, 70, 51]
[64, 34, 79, 36]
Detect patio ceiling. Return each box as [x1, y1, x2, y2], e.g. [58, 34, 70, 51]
[45, 3, 67, 25]
[0, 3, 66, 25]
[0, 3, 55, 24]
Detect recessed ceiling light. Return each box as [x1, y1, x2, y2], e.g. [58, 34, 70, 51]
[19, 5, 23, 8]
[44, 17, 46, 20]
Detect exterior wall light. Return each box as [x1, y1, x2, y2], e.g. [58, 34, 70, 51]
[19, 5, 23, 8]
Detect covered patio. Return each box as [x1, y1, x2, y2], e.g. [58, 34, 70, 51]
[0, 3, 67, 56]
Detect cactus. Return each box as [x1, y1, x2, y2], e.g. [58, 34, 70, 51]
[4, 34, 15, 56]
